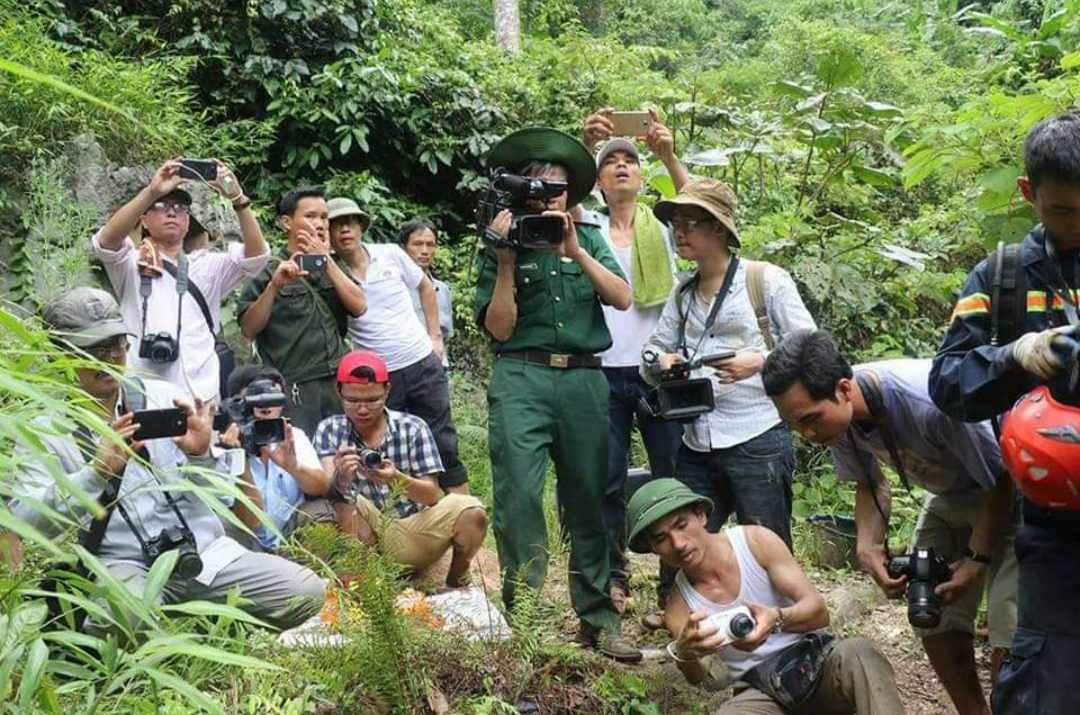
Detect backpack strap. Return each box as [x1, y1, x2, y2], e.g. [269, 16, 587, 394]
[989, 241, 1025, 347]
[745, 260, 774, 350]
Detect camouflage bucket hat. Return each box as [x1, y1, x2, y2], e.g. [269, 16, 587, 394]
[42, 287, 132, 348]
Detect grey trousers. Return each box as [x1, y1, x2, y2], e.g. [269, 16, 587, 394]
[108, 551, 325, 631]
[716, 638, 903, 715]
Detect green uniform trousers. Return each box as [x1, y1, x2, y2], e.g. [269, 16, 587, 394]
[488, 357, 619, 633]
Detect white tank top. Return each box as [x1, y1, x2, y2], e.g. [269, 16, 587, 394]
[675, 526, 802, 678]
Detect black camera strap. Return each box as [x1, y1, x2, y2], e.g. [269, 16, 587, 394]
[139, 251, 189, 346]
[676, 255, 740, 360]
[160, 258, 215, 333]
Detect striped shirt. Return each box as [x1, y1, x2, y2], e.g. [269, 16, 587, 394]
[642, 260, 816, 450]
[312, 409, 444, 518]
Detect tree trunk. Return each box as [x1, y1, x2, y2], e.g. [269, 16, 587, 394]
[493, 0, 521, 54]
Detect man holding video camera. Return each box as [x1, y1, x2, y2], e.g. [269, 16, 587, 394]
[474, 127, 638, 661]
[626, 479, 903, 714]
[762, 330, 1017, 715]
[580, 107, 689, 613]
[327, 198, 469, 495]
[220, 365, 333, 551]
[91, 159, 269, 402]
[313, 350, 487, 589]
[237, 186, 367, 436]
[10, 287, 325, 631]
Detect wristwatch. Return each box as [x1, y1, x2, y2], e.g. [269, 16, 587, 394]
[772, 607, 786, 633]
[963, 548, 992, 565]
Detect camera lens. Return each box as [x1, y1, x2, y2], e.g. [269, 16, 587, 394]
[906, 580, 942, 629]
[729, 613, 755, 639]
[175, 548, 204, 579]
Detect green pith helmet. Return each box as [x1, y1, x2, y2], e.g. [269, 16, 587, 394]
[485, 127, 597, 209]
[625, 479, 713, 554]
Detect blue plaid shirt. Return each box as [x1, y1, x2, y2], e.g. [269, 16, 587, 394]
[312, 409, 444, 518]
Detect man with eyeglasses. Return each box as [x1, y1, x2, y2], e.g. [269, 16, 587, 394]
[312, 351, 487, 589]
[90, 159, 269, 401]
[11, 287, 325, 632]
[580, 107, 690, 616]
[641, 178, 816, 616]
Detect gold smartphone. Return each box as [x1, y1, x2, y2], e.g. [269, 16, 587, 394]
[609, 111, 651, 137]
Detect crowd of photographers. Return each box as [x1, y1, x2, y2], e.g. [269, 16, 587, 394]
[7, 105, 1080, 714]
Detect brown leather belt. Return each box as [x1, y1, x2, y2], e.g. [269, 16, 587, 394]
[498, 350, 601, 369]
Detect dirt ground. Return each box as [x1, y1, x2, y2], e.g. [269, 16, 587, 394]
[418, 546, 987, 714]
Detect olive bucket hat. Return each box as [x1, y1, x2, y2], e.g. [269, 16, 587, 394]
[652, 177, 740, 248]
[626, 479, 713, 554]
[485, 127, 597, 209]
[327, 197, 371, 229]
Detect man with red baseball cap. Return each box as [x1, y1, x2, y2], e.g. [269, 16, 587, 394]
[311, 350, 487, 586]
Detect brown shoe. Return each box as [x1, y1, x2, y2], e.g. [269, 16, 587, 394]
[578, 625, 643, 663]
[640, 611, 665, 631]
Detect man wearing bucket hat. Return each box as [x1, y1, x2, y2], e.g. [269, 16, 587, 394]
[762, 329, 1017, 715]
[626, 479, 903, 714]
[91, 159, 270, 402]
[579, 108, 691, 614]
[11, 287, 325, 632]
[640, 177, 816, 619]
[329, 200, 470, 496]
[474, 127, 638, 661]
[237, 186, 367, 435]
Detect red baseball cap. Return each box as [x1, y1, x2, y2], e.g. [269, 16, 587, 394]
[337, 350, 390, 384]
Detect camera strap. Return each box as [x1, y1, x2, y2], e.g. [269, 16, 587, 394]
[160, 258, 215, 333]
[139, 251, 190, 344]
[676, 255, 740, 360]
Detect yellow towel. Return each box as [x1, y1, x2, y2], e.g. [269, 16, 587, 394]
[631, 203, 674, 307]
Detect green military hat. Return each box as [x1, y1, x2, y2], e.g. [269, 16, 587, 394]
[486, 127, 597, 209]
[626, 478, 713, 554]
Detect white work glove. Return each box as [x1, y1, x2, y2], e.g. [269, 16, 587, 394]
[1011, 329, 1073, 380]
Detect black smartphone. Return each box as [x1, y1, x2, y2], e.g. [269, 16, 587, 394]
[132, 408, 188, 441]
[699, 351, 736, 365]
[296, 254, 328, 274]
[178, 158, 218, 182]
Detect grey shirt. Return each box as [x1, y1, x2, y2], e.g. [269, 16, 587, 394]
[10, 379, 246, 584]
[832, 359, 1003, 495]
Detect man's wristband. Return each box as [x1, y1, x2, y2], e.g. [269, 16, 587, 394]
[963, 548, 992, 565]
[232, 195, 252, 211]
[666, 641, 697, 664]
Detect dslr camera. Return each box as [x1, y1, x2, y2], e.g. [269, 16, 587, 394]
[640, 350, 733, 422]
[356, 446, 384, 470]
[144, 525, 203, 579]
[702, 605, 756, 641]
[216, 378, 287, 454]
[476, 170, 567, 250]
[887, 547, 951, 628]
[139, 332, 180, 363]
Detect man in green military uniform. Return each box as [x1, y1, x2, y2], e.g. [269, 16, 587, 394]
[475, 128, 639, 661]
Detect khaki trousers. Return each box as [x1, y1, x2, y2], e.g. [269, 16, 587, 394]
[715, 638, 903, 715]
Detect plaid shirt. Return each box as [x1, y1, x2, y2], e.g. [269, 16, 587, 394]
[312, 409, 444, 518]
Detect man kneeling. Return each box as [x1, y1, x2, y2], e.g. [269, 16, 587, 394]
[314, 350, 487, 587]
[626, 479, 903, 714]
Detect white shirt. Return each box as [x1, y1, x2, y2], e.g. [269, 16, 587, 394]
[11, 378, 247, 585]
[592, 210, 677, 367]
[90, 231, 269, 400]
[346, 243, 432, 371]
[643, 260, 816, 450]
[249, 426, 322, 549]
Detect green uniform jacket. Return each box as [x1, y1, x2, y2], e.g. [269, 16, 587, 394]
[473, 223, 626, 353]
[236, 248, 350, 385]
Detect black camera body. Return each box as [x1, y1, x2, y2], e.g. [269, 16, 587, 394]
[477, 171, 567, 250]
[139, 332, 180, 363]
[217, 378, 288, 454]
[887, 547, 952, 628]
[640, 351, 733, 422]
[144, 526, 203, 579]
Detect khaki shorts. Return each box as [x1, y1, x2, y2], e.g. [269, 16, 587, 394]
[353, 493, 485, 571]
[910, 491, 1018, 648]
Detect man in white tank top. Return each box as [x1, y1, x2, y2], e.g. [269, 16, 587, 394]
[626, 479, 903, 714]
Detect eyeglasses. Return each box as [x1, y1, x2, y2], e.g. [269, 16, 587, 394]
[340, 393, 386, 408]
[149, 201, 190, 215]
[670, 216, 717, 233]
[85, 337, 128, 360]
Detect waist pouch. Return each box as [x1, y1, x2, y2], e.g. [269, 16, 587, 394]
[742, 632, 835, 711]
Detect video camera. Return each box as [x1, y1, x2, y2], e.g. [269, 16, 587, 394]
[887, 547, 951, 628]
[476, 170, 567, 250]
[639, 350, 733, 422]
[215, 378, 287, 454]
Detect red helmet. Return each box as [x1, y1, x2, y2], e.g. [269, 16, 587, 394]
[1000, 385, 1080, 511]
